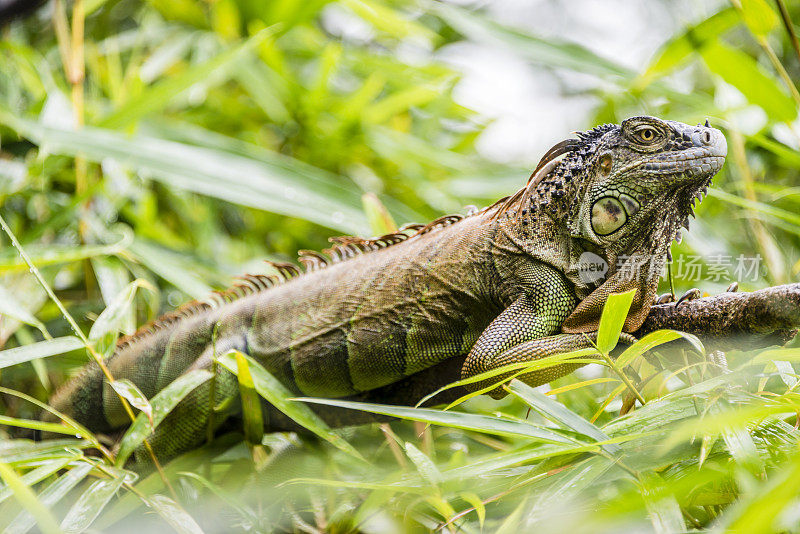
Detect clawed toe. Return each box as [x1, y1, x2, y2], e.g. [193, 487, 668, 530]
[675, 288, 701, 307]
[654, 292, 675, 305]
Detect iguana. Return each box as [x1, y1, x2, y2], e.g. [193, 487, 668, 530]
[46, 116, 727, 462]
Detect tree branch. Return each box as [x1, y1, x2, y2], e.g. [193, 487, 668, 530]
[635, 283, 800, 351]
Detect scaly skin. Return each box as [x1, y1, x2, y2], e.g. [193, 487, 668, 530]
[46, 116, 727, 464]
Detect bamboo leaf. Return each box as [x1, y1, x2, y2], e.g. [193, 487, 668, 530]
[596, 289, 636, 354]
[116, 370, 213, 466]
[6, 463, 93, 534]
[0, 458, 74, 505]
[615, 329, 704, 369]
[298, 397, 577, 445]
[217, 351, 365, 461]
[459, 492, 485, 528]
[0, 416, 83, 436]
[60, 475, 126, 534]
[88, 280, 151, 342]
[637, 7, 739, 85]
[99, 29, 276, 129]
[0, 285, 48, 335]
[0, 463, 62, 534]
[0, 337, 84, 370]
[740, 0, 779, 37]
[146, 494, 206, 534]
[504, 380, 619, 455]
[362, 193, 398, 235]
[341, 0, 438, 43]
[639, 472, 685, 534]
[0, 239, 131, 273]
[233, 351, 264, 447]
[109, 380, 154, 429]
[700, 41, 796, 122]
[0, 114, 371, 235]
[430, 2, 630, 78]
[404, 443, 441, 485]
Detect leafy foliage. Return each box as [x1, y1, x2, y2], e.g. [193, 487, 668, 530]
[1, 0, 800, 532]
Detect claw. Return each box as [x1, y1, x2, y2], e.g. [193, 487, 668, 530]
[675, 288, 701, 306]
[655, 292, 676, 305]
[726, 281, 738, 293]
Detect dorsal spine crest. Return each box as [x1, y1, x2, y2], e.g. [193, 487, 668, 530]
[112, 209, 472, 353]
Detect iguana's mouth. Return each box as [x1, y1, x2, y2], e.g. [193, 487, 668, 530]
[641, 153, 727, 177]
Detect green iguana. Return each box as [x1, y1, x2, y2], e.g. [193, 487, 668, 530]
[46, 116, 727, 462]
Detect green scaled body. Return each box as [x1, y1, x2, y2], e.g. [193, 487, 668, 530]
[48, 117, 727, 463]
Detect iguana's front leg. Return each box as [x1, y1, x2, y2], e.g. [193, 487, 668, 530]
[462, 288, 595, 398]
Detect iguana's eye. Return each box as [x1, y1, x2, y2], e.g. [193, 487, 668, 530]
[636, 127, 657, 143]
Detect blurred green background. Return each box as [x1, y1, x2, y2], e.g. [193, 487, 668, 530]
[1, 0, 800, 532]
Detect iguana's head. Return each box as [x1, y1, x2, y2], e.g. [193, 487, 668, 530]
[571, 116, 726, 249]
[503, 116, 727, 255]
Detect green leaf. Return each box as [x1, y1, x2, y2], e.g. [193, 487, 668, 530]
[709, 188, 800, 230]
[721, 449, 800, 532]
[127, 240, 213, 300]
[0, 416, 83, 436]
[143, 0, 207, 27]
[6, 463, 93, 534]
[700, 41, 797, 122]
[116, 369, 213, 466]
[615, 329, 704, 369]
[416, 348, 602, 406]
[637, 7, 740, 86]
[494, 499, 526, 534]
[0, 386, 99, 447]
[430, 2, 631, 79]
[0, 463, 62, 534]
[0, 458, 74, 505]
[99, 29, 276, 129]
[0, 114, 371, 235]
[0, 337, 84, 370]
[459, 492, 485, 528]
[234, 61, 291, 123]
[146, 494, 206, 534]
[0, 285, 48, 335]
[363, 85, 441, 124]
[404, 443, 441, 485]
[60, 475, 126, 534]
[596, 289, 636, 354]
[233, 351, 264, 447]
[362, 193, 398, 235]
[217, 351, 364, 461]
[504, 380, 619, 455]
[0, 439, 89, 465]
[740, 0, 779, 37]
[0, 238, 132, 273]
[88, 280, 151, 342]
[749, 348, 800, 364]
[341, 0, 438, 43]
[298, 397, 577, 445]
[109, 379, 154, 429]
[639, 472, 685, 534]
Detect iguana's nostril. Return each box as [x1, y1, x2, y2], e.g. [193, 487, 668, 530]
[702, 130, 712, 145]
